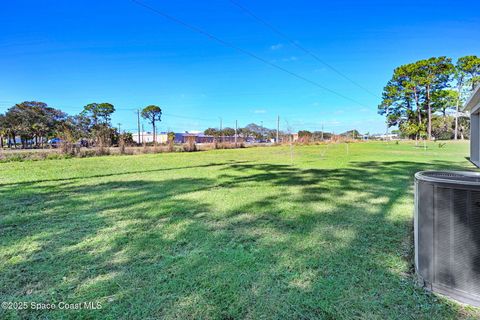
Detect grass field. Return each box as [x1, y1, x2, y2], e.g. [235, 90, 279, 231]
[1, 141, 479, 319]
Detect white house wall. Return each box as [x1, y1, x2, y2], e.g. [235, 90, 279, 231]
[132, 133, 168, 144]
[472, 110, 480, 167]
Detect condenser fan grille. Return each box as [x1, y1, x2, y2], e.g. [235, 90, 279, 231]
[415, 171, 480, 306]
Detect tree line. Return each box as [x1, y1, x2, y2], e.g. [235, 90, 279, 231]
[204, 123, 278, 141]
[378, 55, 480, 140]
[204, 124, 339, 143]
[0, 102, 163, 149]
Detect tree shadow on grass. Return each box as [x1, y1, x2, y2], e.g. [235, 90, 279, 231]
[0, 160, 246, 188]
[209, 160, 473, 318]
[0, 159, 478, 319]
[0, 177, 217, 319]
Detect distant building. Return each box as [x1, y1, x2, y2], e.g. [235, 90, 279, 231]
[359, 134, 369, 140]
[464, 84, 480, 167]
[132, 132, 168, 144]
[174, 132, 215, 144]
[371, 133, 399, 140]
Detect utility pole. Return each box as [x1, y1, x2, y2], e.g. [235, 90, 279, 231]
[261, 121, 264, 141]
[219, 117, 223, 143]
[137, 110, 141, 144]
[235, 120, 238, 145]
[118, 123, 121, 134]
[276, 115, 280, 143]
[321, 123, 324, 140]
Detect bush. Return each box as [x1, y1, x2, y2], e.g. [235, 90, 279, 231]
[167, 140, 174, 152]
[46, 153, 65, 160]
[0, 150, 63, 163]
[95, 145, 110, 156]
[78, 149, 97, 158]
[183, 136, 197, 152]
[0, 137, 249, 162]
[119, 136, 126, 155]
[60, 142, 80, 156]
[435, 131, 453, 141]
[213, 142, 243, 149]
[183, 142, 197, 152]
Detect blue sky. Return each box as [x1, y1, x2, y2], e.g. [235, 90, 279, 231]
[1, 0, 479, 134]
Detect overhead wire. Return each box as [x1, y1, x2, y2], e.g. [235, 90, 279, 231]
[130, 0, 370, 108]
[229, 0, 380, 99]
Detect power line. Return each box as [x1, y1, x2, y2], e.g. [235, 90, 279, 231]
[0, 103, 348, 132]
[163, 113, 216, 122]
[130, 0, 370, 108]
[229, 0, 380, 99]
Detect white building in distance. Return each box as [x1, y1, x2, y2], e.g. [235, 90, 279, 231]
[132, 132, 168, 144]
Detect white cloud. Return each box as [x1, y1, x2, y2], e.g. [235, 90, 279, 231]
[328, 120, 342, 126]
[281, 56, 298, 62]
[254, 109, 267, 114]
[314, 67, 326, 73]
[270, 43, 283, 50]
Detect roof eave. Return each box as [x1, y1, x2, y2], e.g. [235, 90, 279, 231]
[464, 84, 480, 113]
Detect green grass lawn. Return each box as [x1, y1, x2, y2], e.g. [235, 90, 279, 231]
[1, 141, 479, 319]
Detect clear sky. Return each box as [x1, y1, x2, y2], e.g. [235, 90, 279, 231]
[1, 0, 479, 134]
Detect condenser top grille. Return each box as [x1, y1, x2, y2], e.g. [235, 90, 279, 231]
[415, 171, 480, 185]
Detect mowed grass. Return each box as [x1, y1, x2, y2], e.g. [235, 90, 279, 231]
[1, 141, 479, 319]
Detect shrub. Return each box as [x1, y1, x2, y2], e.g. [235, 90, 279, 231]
[46, 153, 65, 160]
[183, 142, 196, 152]
[60, 142, 80, 156]
[119, 136, 126, 155]
[95, 145, 110, 156]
